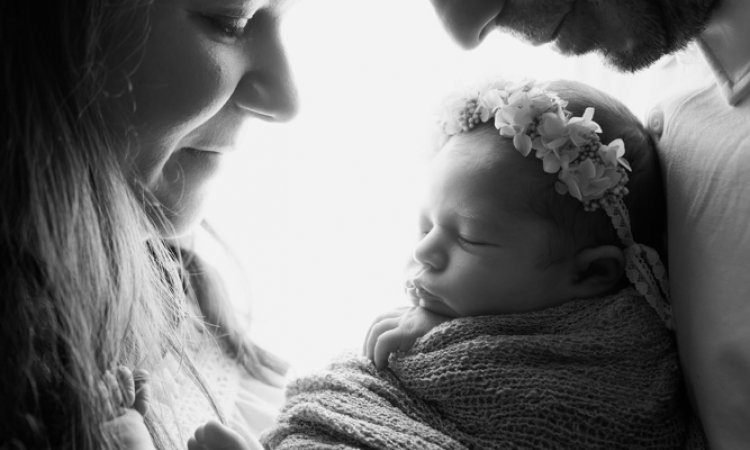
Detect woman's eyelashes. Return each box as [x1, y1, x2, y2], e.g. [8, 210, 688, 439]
[201, 13, 252, 40]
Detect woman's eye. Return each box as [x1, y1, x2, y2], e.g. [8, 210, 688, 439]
[206, 15, 250, 39]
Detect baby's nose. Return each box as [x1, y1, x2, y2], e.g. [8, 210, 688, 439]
[412, 230, 447, 271]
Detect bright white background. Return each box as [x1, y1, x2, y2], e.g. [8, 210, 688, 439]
[199, 0, 712, 375]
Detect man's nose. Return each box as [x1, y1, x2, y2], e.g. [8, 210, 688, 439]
[429, 0, 504, 49]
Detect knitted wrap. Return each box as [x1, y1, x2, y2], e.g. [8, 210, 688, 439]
[262, 288, 704, 449]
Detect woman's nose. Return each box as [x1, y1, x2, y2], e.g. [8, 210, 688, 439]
[234, 12, 299, 122]
[412, 229, 447, 271]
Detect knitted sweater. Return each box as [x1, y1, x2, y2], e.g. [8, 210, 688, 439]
[262, 288, 705, 449]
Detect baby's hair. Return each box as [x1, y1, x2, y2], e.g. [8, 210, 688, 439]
[541, 80, 666, 257]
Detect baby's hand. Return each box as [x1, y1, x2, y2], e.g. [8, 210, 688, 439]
[101, 367, 154, 450]
[103, 409, 154, 450]
[188, 421, 249, 450]
[364, 306, 451, 369]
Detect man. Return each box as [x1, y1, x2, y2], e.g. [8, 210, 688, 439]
[427, 1, 750, 449]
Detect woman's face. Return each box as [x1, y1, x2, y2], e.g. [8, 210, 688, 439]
[115, 0, 298, 236]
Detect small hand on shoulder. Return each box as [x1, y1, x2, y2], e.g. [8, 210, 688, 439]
[188, 421, 250, 450]
[364, 304, 452, 369]
[101, 366, 153, 450]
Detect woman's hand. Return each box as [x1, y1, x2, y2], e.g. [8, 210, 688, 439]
[364, 306, 452, 369]
[101, 367, 154, 450]
[188, 421, 250, 450]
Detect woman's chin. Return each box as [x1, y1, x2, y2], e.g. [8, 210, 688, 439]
[150, 189, 210, 239]
[159, 209, 205, 239]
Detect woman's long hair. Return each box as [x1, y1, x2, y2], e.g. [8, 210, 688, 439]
[1, 0, 282, 448]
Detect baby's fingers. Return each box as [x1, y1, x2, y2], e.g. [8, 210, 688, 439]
[364, 317, 399, 360]
[372, 328, 413, 370]
[363, 307, 410, 353]
[133, 369, 150, 417]
[369, 307, 410, 324]
[116, 366, 136, 408]
[191, 421, 249, 450]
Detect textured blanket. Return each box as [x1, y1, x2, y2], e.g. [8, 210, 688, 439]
[262, 289, 704, 449]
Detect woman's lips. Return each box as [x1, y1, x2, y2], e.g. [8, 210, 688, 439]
[184, 145, 232, 154]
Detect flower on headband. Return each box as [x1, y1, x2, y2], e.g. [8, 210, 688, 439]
[599, 138, 632, 171]
[441, 96, 474, 135]
[476, 89, 505, 122]
[494, 86, 556, 156]
[556, 158, 625, 202]
[535, 144, 582, 174]
[567, 107, 603, 147]
[534, 111, 579, 173]
[537, 112, 567, 141]
[438, 80, 632, 209]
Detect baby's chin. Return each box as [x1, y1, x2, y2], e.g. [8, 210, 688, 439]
[418, 298, 460, 318]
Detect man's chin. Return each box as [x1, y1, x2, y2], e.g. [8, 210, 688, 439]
[553, 38, 671, 73]
[601, 43, 677, 73]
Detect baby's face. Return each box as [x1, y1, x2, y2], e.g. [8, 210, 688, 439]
[408, 130, 573, 317]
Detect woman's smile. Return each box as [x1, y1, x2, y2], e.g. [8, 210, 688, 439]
[114, 0, 297, 236]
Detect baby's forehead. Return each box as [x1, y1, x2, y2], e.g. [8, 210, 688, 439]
[437, 128, 533, 182]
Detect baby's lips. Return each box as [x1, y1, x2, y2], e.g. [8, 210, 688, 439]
[404, 280, 420, 306]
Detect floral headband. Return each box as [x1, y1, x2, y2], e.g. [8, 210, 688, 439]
[440, 81, 672, 328]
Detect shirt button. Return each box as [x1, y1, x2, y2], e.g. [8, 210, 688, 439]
[647, 107, 665, 139]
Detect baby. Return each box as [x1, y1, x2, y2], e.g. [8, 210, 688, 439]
[193, 80, 703, 449]
[364, 78, 671, 369]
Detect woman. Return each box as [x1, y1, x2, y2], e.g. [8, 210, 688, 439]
[1, 0, 297, 448]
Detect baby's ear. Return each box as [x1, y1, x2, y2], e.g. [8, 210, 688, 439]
[570, 245, 625, 298]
